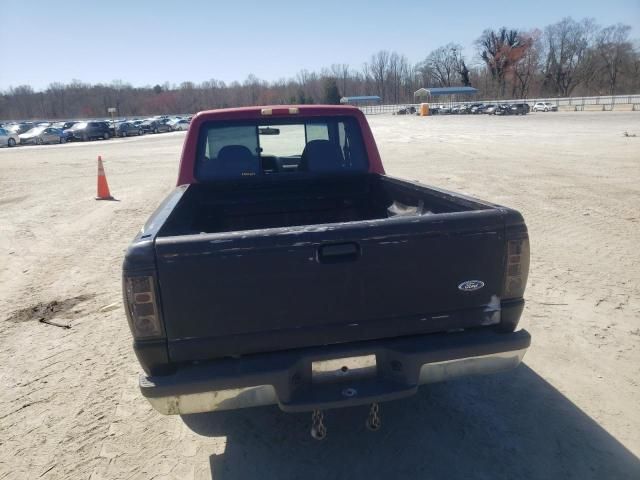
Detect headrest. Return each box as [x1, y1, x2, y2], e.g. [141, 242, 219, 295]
[216, 145, 259, 177]
[301, 140, 344, 173]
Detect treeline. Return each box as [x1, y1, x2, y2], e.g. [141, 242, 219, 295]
[1, 17, 638, 120]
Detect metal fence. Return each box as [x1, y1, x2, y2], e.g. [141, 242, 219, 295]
[360, 94, 640, 115]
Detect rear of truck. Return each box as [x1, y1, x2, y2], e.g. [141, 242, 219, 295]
[123, 105, 530, 416]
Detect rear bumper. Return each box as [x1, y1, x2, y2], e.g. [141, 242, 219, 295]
[140, 328, 530, 415]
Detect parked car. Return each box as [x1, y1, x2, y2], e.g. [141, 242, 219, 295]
[160, 118, 176, 130]
[7, 122, 36, 135]
[19, 126, 66, 145]
[64, 121, 111, 141]
[494, 104, 512, 115]
[140, 119, 172, 134]
[469, 103, 485, 114]
[52, 121, 78, 131]
[510, 103, 530, 115]
[124, 105, 531, 431]
[483, 104, 498, 114]
[117, 122, 144, 137]
[171, 119, 190, 131]
[395, 106, 416, 115]
[532, 102, 558, 112]
[0, 127, 20, 147]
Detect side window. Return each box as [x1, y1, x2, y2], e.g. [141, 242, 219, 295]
[338, 122, 346, 150]
[340, 119, 367, 170]
[0, 129, 6, 135]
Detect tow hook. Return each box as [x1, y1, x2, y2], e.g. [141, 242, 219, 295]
[366, 403, 381, 431]
[310, 409, 327, 440]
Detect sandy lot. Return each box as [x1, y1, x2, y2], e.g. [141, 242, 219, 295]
[0, 112, 639, 479]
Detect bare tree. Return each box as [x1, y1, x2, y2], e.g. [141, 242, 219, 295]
[420, 44, 459, 87]
[365, 51, 390, 100]
[477, 28, 528, 97]
[46, 83, 67, 118]
[9, 85, 36, 118]
[386, 52, 410, 104]
[511, 30, 542, 98]
[628, 43, 640, 92]
[330, 64, 351, 98]
[542, 17, 598, 96]
[457, 58, 471, 87]
[596, 23, 633, 95]
[243, 74, 263, 105]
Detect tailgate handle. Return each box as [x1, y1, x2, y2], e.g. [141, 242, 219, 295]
[317, 243, 360, 263]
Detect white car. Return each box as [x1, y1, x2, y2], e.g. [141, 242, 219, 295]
[171, 119, 190, 131]
[532, 102, 558, 112]
[0, 127, 20, 147]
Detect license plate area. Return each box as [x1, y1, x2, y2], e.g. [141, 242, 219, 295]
[311, 354, 377, 383]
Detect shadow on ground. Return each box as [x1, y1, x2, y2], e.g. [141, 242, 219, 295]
[182, 364, 640, 480]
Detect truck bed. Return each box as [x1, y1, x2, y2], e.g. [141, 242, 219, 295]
[149, 174, 511, 364]
[158, 174, 478, 236]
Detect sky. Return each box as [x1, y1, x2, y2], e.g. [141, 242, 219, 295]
[1, 0, 639, 91]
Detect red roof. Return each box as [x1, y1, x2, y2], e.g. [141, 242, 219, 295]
[192, 104, 362, 121]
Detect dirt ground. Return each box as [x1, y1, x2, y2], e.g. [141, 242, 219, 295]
[0, 111, 639, 480]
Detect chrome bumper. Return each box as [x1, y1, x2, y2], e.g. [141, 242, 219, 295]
[142, 336, 528, 415]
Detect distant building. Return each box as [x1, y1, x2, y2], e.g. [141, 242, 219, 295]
[414, 87, 478, 104]
[340, 96, 382, 106]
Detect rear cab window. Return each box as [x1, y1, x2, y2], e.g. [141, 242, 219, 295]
[196, 117, 368, 181]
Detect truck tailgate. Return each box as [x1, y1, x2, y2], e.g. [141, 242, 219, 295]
[155, 209, 506, 362]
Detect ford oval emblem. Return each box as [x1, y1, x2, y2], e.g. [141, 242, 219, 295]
[458, 280, 485, 292]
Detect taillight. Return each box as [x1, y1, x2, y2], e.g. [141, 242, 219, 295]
[124, 276, 164, 339]
[503, 237, 530, 299]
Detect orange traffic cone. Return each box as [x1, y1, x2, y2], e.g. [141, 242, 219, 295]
[96, 155, 115, 200]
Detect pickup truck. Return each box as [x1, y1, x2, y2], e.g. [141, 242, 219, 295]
[123, 105, 530, 435]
